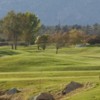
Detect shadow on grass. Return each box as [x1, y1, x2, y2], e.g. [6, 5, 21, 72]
[0, 50, 20, 57]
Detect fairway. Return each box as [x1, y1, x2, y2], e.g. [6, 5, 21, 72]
[0, 46, 100, 72]
[0, 46, 100, 100]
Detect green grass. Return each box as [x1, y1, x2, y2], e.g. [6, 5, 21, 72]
[0, 45, 100, 100]
[0, 46, 100, 72]
[68, 84, 100, 100]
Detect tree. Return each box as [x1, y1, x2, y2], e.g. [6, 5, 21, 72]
[21, 12, 41, 45]
[50, 32, 66, 54]
[93, 23, 100, 35]
[2, 11, 21, 49]
[0, 20, 3, 33]
[85, 25, 93, 34]
[2, 11, 41, 49]
[68, 29, 87, 45]
[62, 25, 69, 32]
[35, 34, 49, 50]
[87, 34, 100, 45]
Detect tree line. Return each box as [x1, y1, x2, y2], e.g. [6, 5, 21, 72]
[0, 11, 100, 53]
[36, 24, 100, 53]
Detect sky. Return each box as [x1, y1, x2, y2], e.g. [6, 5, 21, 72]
[0, 0, 100, 25]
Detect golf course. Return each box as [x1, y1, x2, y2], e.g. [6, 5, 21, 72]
[0, 45, 100, 100]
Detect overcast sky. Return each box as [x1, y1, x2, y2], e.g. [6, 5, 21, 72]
[0, 0, 100, 25]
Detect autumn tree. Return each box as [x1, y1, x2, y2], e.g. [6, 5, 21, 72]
[87, 34, 100, 45]
[68, 29, 87, 45]
[50, 32, 67, 54]
[35, 34, 49, 50]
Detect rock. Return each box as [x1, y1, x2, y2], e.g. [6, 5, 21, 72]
[62, 81, 83, 95]
[30, 92, 55, 100]
[6, 88, 20, 95]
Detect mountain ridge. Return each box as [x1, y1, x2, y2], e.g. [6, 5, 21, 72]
[0, 0, 100, 25]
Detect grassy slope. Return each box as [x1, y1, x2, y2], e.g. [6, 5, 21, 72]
[0, 46, 100, 72]
[0, 46, 100, 100]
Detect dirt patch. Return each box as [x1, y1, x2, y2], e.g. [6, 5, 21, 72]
[0, 90, 6, 96]
[0, 88, 22, 100]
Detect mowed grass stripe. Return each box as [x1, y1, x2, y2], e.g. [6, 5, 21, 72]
[0, 71, 100, 78]
[0, 76, 98, 81]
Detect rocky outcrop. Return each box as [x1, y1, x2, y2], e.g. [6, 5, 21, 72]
[62, 81, 83, 95]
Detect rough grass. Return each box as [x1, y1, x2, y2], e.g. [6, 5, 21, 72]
[0, 45, 100, 100]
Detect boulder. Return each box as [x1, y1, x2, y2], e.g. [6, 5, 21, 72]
[30, 92, 55, 100]
[62, 81, 83, 95]
[6, 88, 20, 95]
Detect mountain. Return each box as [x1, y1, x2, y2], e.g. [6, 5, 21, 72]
[0, 0, 100, 25]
